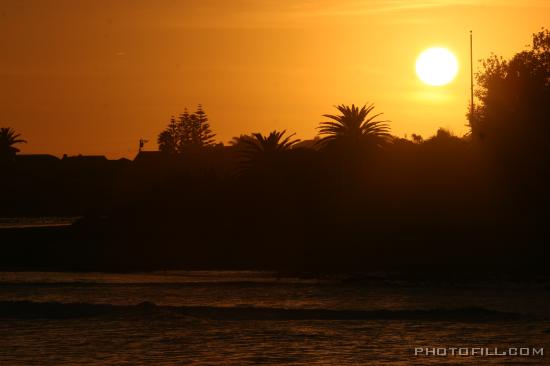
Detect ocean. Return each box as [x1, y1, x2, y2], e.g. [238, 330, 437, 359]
[0, 271, 548, 365]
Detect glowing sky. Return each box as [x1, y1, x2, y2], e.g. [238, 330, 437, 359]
[1, 0, 548, 157]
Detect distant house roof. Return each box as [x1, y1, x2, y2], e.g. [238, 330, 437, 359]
[133, 151, 163, 163]
[16, 154, 60, 164]
[62, 154, 108, 162]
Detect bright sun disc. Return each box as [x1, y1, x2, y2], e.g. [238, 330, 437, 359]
[416, 47, 458, 86]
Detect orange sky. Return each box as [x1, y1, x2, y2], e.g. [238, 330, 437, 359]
[1, 0, 548, 158]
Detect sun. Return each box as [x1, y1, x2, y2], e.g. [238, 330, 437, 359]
[416, 47, 458, 86]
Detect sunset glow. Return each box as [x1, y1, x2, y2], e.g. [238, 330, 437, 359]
[0, 1, 548, 157]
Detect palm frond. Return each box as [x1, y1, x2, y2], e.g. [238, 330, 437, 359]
[317, 103, 391, 149]
[235, 130, 300, 174]
[0, 128, 27, 158]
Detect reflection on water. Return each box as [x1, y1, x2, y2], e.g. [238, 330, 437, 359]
[0, 271, 548, 365]
[0, 217, 80, 229]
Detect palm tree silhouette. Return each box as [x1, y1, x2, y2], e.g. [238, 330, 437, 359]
[240, 130, 299, 154]
[236, 130, 300, 174]
[317, 104, 391, 149]
[0, 127, 26, 162]
[229, 134, 255, 149]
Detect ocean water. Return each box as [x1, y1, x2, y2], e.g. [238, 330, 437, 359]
[0, 271, 549, 365]
[0, 217, 80, 229]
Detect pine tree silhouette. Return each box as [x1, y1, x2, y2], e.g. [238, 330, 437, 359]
[157, 105, 217, 152]
[194, 105, 216, 147]
[157, 116, 179, 153]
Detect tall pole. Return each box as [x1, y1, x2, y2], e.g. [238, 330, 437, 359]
[470, 30, 474, 123]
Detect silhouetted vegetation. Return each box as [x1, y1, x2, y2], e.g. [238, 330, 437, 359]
[318, 103, 391, 150]
[0, 127, 26, 164]
[469, 28, 550, 222]
[235, 130, 300, 175]
[1, 29, 549, 274]
[158, 105, 216, 154]
[471, 28, 549, 148]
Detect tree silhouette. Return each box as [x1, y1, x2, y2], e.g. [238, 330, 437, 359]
[0, 127, 26, 163]
[194, 105, 216, 147]
[157, 105, 216, 153]
[471, 28, 550, 149]
[179, 105, 216, 148]
[240, 130, 299, 154]
[317, 103, 391, 149]
[157, 116, 179, 154]
[468, 28, 550, 208]
[236, 130, 300, 174]
[229, 134, 255, 149]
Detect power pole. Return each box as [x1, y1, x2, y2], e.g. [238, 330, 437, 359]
[470, 30, 474, 124]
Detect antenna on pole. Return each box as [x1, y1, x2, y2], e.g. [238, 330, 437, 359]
[139, 139, 149, 152]
[470, 30, 474, 124]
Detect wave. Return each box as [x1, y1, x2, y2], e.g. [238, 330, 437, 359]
[0, 301, 524, 321]
[0, 217, 80, 229]
[0, 281, 326, 288]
